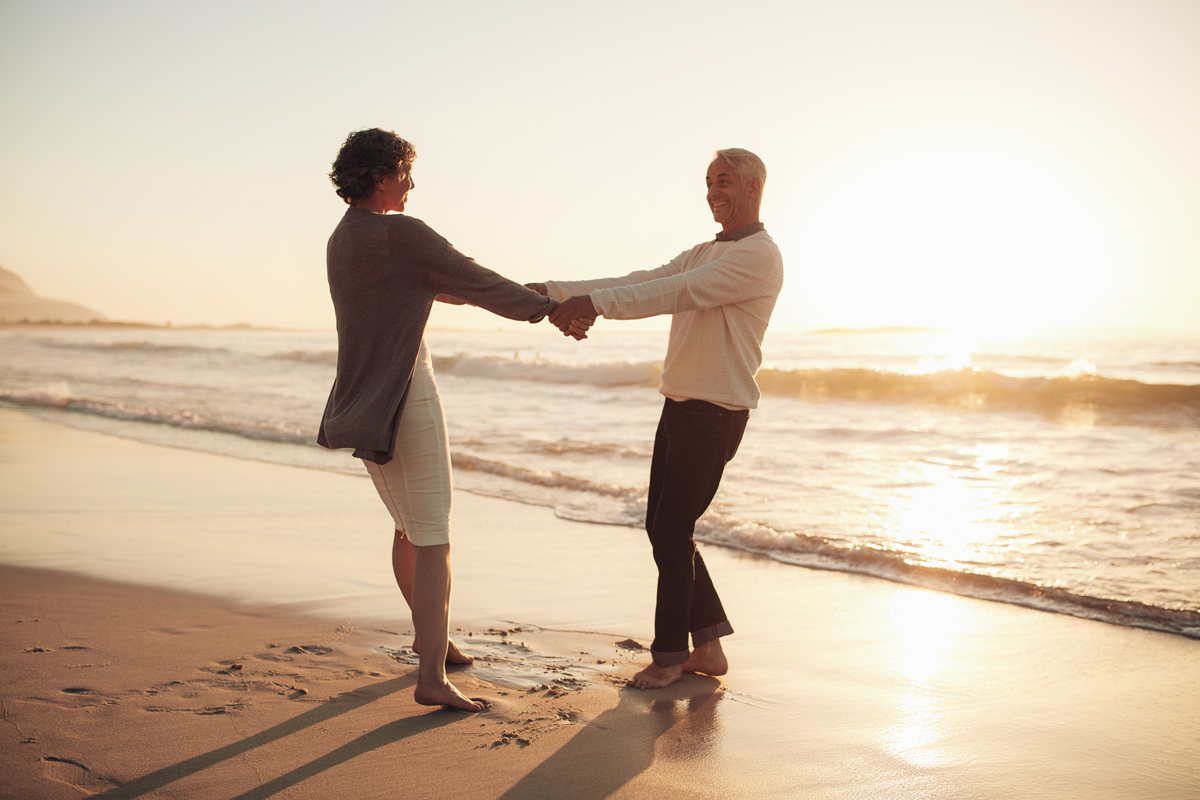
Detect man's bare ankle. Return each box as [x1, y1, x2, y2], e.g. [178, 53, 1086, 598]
[626, 661, 685, 689]
[683, 640, 729, 676]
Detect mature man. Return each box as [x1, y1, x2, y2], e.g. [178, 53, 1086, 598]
[535, 148, 784, 689]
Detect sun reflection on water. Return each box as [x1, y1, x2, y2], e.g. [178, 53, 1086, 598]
[910, 331, 977, 375]
[884, 589, 969, 768]
[890, 589, 966, 683]
[886, 450, 1012, 571]
[875, 453, 1016, 768]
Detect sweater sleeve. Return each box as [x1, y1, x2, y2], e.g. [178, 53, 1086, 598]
[542, 254, 687, 302]
[397, 219, 556, 323]
[591, 238, 783, 321]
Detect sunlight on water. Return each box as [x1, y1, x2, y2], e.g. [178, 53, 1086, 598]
[886, 690, 953, 769]
[912, 353, 972, 374]
[884, 590, 967, 768]
[909, 331, 976, 374]
[1061, 357, 1097, 378]
[886, 453, 1011, 570]
[1057, 400, 1098, 428]
[890, 589, 966, 683]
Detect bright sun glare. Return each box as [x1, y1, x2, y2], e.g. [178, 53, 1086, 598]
[795, 148, 1113, 334]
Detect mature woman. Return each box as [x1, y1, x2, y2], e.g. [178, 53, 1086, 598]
[317, 128, 567, 711]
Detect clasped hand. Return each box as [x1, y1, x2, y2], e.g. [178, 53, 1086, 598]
[549, 294, 596, 340]
[526, 283, 596, 341]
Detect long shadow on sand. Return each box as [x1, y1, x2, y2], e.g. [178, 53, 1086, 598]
[498, 677, 723, 800]
[92, 674, 458, 799]
[225, 710, 461, 800]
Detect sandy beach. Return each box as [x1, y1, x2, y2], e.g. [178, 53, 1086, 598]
[2, 406, 1198, 799]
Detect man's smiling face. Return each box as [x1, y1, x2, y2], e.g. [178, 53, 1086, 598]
[706, 157, 760, 232]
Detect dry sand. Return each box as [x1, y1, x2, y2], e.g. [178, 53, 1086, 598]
[1, 407, 1198, 799]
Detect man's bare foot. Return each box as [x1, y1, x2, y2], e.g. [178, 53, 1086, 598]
[682, 639, 728, 677]
[413, 679, 487, 712]
[626, 662, 684, 690]
[413, 637, 474, 665]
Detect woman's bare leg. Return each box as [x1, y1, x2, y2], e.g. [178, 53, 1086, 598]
[408, 542, 483, 711]
[391, 531, 417, 608]
[391, 531, 472, 664]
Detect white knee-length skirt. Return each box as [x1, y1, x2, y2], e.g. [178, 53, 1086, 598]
[362, 340, 452, 546]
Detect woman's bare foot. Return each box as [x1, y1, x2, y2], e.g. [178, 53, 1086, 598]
[626, 662, 684, 690]
[682, 639, 728, 676]
[413, 637, 474, 665]
[413, 679, 487, 712]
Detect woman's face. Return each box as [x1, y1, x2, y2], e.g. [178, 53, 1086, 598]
[377, 165, 415, 213]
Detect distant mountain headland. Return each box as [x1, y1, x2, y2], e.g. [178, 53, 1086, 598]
[0, 265, 270, 330]
[0, 264, 107, 323]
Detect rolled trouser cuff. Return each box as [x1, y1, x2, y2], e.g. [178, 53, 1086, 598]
[651, 648, 690, 668]
[652, 620, 735, 667]
[693, 620, 734, 647]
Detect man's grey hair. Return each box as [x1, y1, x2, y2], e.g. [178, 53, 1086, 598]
[713, 148, 767, 190]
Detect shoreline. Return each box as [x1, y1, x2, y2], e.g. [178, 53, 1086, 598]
[2, 408, 1199, 798]
[11, 398, 1197, 641]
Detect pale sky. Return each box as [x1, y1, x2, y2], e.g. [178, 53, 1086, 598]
[1, 0, 1197, 332]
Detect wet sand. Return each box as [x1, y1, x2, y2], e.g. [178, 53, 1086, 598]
[2, 407, 1198, 799]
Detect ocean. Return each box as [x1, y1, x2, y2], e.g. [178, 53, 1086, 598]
[2, 324, 1198, 638]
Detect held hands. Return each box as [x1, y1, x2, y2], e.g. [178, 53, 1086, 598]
[562, 317, 592, 340]
[549, 295, 597, 341]
[526, 283, 596, 341]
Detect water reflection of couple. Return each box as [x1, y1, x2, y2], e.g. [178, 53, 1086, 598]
[317, 128, 783, 710]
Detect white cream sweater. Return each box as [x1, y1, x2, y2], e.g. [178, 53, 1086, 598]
[544, 231, 783, 410]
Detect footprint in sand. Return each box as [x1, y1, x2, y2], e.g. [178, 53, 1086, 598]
[24, 645, 91, 653]
[284, 645, 333, 655]
[41, 756, 113, 792]
[54, 686, 118, 708]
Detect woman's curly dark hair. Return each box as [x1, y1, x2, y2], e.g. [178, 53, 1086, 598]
[329, 128, 416, 204]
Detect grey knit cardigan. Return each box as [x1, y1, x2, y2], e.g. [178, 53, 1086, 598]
[317, 207, 556, 464]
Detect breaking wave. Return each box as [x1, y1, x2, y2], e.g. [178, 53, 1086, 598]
[431, 353, 664, 387]
[428, 354, 1200, 420]
[456, 455, 1200, 638]
[34, 337, 224, 355]
[18, 332, 1198, 421]
[688, 513, 1200, 639]
[270, 349, 338, 366]
[451, 452, 639, 498]
[758, 367, 1200, 420]
[0, 384, 313, 444]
